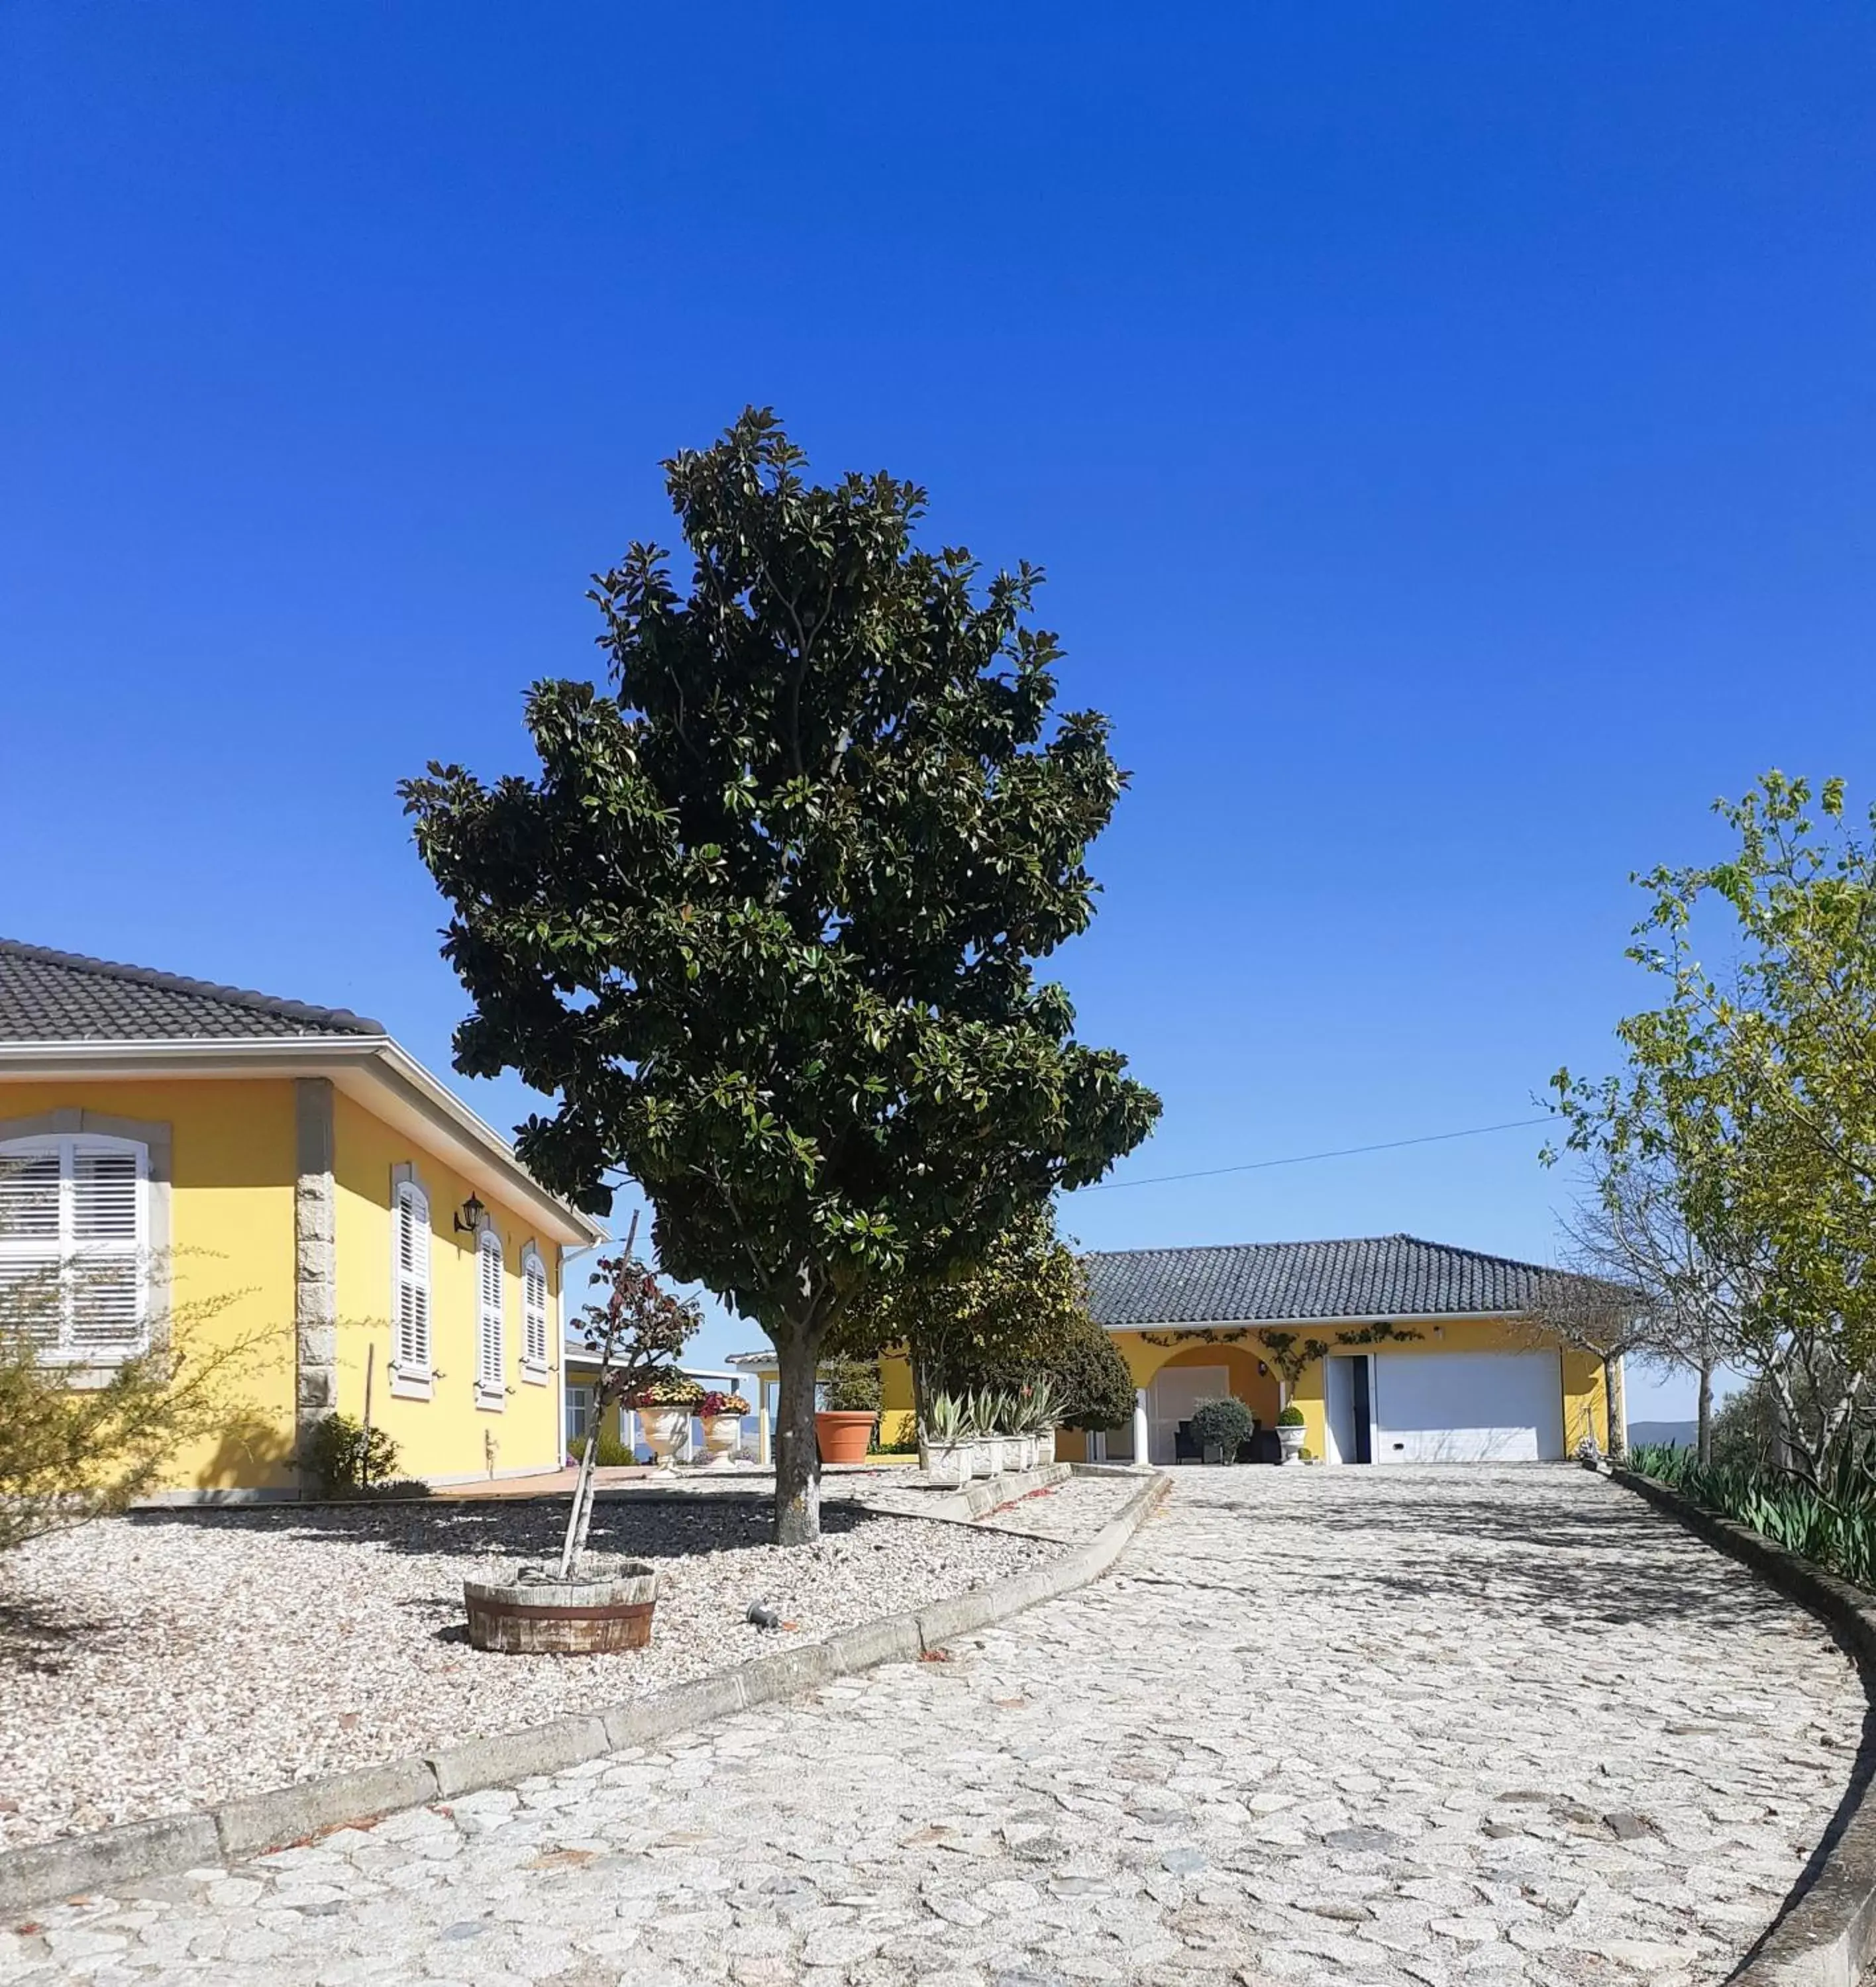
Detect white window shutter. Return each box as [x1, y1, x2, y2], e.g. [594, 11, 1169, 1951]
[522, 1248, 547, 1369]
[395, 1184, 432, 1375]
[0, 1136, 147, 1362]
[477, 1229, 504, 1395]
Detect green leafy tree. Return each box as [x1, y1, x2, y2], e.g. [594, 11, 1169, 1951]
[402, 410, 1160, 1543]
[1551, 773, 1876, 1485]
[836, 1203, 1137, 1431]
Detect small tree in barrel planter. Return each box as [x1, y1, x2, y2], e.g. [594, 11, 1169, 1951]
[464, 1217, 701, 1654]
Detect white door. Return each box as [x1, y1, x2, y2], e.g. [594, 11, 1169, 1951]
[1373, 1351, 1564, 1463]
[1148, 1366, 1229, 1464]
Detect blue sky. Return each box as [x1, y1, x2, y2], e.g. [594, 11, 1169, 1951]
[4, 4, 1871, 1415]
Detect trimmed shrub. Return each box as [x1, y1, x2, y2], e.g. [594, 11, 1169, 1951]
[822, 1360, 882, 1412]
[1190, 1396, 1255, 1456]
[1277, 1404, 1306, 1428]
[301, 1412, 401, 1494]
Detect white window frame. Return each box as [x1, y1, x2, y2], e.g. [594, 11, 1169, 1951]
[390, 1172, 434, 1400]
[520, 1242, 550, 1384]
[475, 1223, 506, 1411]
[0, 1133, 148, 1366]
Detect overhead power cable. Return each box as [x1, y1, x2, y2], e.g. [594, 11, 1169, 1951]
[1076, 1115, 1564, 1192]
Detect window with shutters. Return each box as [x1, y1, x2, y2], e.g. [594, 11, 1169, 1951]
[391, 1179, 433, 1400]
[0, 1135, 148, 1364]
[521, 1244, 549, 1382]
[475, 1225, 505, 1409]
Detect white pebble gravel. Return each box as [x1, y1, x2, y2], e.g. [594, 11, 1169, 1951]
[0, 1491, 1072, 1849]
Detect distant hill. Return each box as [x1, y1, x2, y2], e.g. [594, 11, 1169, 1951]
[1629, 1419, 1696, 1449]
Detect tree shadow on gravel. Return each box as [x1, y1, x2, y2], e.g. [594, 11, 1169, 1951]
[0, 1596, 105, 1676]
[123, 1494, 895, 1567]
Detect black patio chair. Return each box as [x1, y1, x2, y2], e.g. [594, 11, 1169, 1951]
[1172, 1419, 1202, 1464]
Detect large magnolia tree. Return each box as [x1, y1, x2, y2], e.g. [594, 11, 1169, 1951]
[403, 410, 1160, 1543]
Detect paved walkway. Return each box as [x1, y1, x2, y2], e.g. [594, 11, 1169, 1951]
[6, 1467, 1867, 1986]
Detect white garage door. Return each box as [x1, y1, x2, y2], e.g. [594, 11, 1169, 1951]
[1373, 1350, 1563, 1463]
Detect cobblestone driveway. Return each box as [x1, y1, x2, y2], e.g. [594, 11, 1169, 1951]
[6, 1466, 1866, 1987]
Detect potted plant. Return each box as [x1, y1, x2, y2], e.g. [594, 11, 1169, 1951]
[1277, 1403, 1307, 1464]
[627, 1370, 705, 1466]
[919, 1390, 972, 1488]
[698, 1388, 750, 1463]
[1019, 1377, 1066, 1467]
[816, 1360, 881, 1465]
[966, 1388, 1007, 1477]
[464, 1217, 700, 1654]
[1190, 1395, 1256, 1464]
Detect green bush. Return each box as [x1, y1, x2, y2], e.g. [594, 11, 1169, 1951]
[591, 1427, 640, 1466]
[301, 1412, 401, 1494]
[821, 1361, 882, 1412]
[1189, 1396, 1255, 1456]
[1277, 1405, 1306, 1429]
[1630, 1439, 1876, 1590]
[925, 1309, 1135, 1433]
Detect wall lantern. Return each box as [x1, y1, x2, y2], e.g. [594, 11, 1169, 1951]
[453, 1192, 487, 1235]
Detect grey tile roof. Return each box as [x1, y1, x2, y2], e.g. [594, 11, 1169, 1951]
[1084, 1233, 1559, 1327]
[0, 939, 386, 1043]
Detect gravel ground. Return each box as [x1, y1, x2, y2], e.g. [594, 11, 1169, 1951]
[0, 1494, 1064, 1851]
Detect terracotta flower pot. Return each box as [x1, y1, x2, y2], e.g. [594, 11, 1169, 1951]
[815, 1409, 876, 1464]
[464, 1556, 658, 1655]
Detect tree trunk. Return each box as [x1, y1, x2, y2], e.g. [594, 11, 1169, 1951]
[773, 1319, 825, 1547]
[1603, 1349, 1625, 1461]
[1696, 1361, 1713, 1467]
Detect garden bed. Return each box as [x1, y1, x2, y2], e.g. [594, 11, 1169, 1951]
[0, 1496, 1059, 1850]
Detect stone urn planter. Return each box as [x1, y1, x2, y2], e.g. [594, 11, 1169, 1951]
[815, 1409, 876, 1465]
[1277, 1422, 1306, 1464]
[702, 1413, 743, 1463]
[464, 1556, 658, 1655]
[641, 1407, 690, 1467]
[919, 1437, 971, 1489]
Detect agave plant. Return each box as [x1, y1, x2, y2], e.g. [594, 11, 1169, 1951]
[923, 1392, 968, 1444]
[1019, 1377, 1067, 1434]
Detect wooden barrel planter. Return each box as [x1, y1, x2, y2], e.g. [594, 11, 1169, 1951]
[463, 1556, 659, 1655]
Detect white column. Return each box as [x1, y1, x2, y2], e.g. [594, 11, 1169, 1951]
[1131, 1388, 1151, 1468]
[758, 1376, 772, 1466]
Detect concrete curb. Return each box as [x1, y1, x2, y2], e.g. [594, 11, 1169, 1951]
[0, 1470, 1169, 1916]
[919, 1459, 1074, 1521]
[1601, 1462, 1876, 1987]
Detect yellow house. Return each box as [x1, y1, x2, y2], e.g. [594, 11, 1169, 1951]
[732, 1233, 1614, 1468]
[1056, 1235, 1615, 1466]
[0, 939, 605, 1498]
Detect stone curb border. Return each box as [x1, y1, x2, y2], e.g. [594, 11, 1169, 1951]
[1600, 1462, 1876, 1987]
[0, 1471, 1169, 1916]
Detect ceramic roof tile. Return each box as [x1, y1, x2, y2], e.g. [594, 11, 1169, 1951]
[1083, 1233, 1557, 1325]
[0, 939, 386, 1042]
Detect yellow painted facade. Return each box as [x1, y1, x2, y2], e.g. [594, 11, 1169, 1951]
[884, 1315, 1610, 1464]
[2, 1072, 579, 1496]
[0, 1078, 301, 1491]
[331, 1090, 564, 1486]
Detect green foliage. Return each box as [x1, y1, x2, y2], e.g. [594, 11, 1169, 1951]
[401, 411, 1160, 1541]
[301, 1412, 400, 1494]
[1277, 1405, 1306, 1428]
[0, 1274, 273, 1553]
[820, 1360, 882, 1413]
[923, 1391, 968, 1443]
[1189, 1396, 1255, 1456]
[591, 1427, 640, 1466]
[1631, 1438, 1876, 1590]
[839, 1203, 1131, 1431]
[1551, 772, 1876, 1482]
